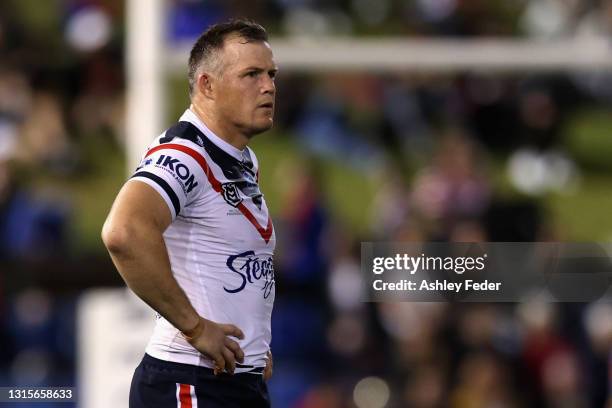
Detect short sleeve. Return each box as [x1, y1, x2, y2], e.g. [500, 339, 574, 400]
[129, 145, 203, 220]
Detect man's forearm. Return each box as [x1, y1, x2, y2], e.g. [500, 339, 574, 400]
[105, 226, 200, 334]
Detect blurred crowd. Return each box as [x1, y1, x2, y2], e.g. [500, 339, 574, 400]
[269, 130, 612, 407]
[165, 0, 612, 39]
[0, 0, 611, 407]
[267, 68, 612, 406]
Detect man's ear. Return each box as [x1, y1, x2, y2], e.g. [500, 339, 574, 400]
[197, 73, 215, 99]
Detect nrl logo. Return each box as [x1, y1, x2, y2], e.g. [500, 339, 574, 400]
[221, 183, 243, 207]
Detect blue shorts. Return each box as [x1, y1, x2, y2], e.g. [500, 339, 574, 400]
[129, 354, 271, 408]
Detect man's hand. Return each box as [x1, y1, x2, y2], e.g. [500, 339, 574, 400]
[182, 317, 245, 375]
[263, 350, 273, 381]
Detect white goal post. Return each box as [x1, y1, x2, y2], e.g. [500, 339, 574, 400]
[167, 36, 612, 73]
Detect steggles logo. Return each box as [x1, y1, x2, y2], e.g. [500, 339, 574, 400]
[225, 250, 275, 299]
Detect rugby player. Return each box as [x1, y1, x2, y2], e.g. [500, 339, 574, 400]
[101, 19, 277, 407]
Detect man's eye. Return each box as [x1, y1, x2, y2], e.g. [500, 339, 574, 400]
[247, 71, 258, 77]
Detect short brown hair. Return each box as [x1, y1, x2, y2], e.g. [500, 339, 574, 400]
[188, 19, 268, 96]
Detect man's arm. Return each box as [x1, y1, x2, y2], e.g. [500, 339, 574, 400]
[101, 181, 244, 373]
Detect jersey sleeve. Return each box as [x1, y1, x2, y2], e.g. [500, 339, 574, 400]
[129, 145, 204, 220]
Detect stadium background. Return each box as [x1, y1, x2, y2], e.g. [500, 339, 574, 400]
[0, 0, 611, 407]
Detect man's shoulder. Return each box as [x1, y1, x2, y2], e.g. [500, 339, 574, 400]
[151, 121, 204, 148]
[145, 122, 206, 153]
[137, 123, 209, 181]
[159, 121, 207, 148]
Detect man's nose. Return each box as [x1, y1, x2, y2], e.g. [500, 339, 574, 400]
[261, 76, 275, 95]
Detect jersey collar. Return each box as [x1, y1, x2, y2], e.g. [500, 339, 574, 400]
[180, 108, 245, 162]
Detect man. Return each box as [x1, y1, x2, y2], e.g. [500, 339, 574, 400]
[102, 19, 277, 407]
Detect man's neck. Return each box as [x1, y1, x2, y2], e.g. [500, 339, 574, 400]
[189, 103, 249, 151]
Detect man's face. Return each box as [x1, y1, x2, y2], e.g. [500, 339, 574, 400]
[212, 35, 277, 137]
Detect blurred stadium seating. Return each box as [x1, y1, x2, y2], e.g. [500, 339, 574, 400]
[0, 0, 611, 407]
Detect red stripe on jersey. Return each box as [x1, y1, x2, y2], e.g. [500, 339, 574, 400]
[145, 143, 273, 243]
[237, 205, 274, 242]
[178, 383, 192, 408]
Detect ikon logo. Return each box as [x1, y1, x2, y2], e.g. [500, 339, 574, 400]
[156, 154, 198, 193]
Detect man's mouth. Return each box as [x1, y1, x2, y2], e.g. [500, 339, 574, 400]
[259, 102, 274, 108]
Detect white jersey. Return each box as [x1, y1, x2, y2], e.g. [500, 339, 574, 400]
[130, 109, 275, 372]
